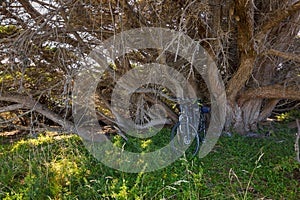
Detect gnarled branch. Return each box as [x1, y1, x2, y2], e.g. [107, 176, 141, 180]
[226, 0, 256, 104]
[0, 94, 75, 132]
[239, 85, 300, 105]
[264, 49, 300, 62]
[255, 0, 300, 43]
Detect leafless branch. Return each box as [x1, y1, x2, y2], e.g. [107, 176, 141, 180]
[258, 99, 280, 121]
[18, 0, 45, 21]
[239, 85, 300, 105]
[0, 104, 24, 113]
[264, 49, 300, 62]
[255, 0, 300, 43]
[0, 94, 75, 132]
[226, 0, 256, 103]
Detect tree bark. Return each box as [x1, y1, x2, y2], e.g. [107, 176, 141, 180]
[0, 94, 75, 132]
[225, 0, 300, 134]
[239, 85, 300, 104]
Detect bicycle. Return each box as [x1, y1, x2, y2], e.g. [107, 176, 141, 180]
[121, 88, 210, 157]
[170, 97, 210, 157]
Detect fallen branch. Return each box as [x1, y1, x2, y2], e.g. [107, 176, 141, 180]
[9, 124, 65, 133]
[0, 94, 75, 133]
[0, 94, 127, 141]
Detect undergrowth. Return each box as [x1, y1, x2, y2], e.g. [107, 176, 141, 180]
[0, 124, 299, 199]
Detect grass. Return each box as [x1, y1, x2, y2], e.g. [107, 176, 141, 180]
[0, 125, 299, 199]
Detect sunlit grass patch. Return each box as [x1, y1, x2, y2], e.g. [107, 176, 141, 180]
[0, 125, 299, 199]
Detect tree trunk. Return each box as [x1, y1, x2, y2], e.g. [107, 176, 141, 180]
[232, 100, 262, 134]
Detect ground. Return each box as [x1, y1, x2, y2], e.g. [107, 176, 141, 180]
[0, 122, 299, 199]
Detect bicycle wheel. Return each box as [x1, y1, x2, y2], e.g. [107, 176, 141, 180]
[197, 114, 206, 143]
[170, 122, 200, 157]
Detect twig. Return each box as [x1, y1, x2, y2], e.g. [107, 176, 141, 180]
[295, 119, 300, 163]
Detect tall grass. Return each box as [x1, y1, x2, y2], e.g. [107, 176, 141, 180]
[0, 125, 299, 199]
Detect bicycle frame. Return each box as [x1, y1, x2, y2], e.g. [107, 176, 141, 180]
[171, 97, 210, 156]
[131, 88, 210, 155]
[177, 100, 200, 145]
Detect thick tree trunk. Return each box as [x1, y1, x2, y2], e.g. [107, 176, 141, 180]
[238, 99, 262, 133]
[226, 101, 261, 135]
[224, 0, 300, 134]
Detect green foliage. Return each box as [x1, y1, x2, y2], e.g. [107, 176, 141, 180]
[0, 25, 21, 38]
[44, 46, 58, 52]
[0, 126, 299, 199]
[112, 128, 171, 153]
[0, 65, 62, 92]
[276, 109, 300, 122]
[0, 71, 13, 83]
[200, 127, 299, 199]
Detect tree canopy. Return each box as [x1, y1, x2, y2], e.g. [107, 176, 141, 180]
[0, 0, 299, 135]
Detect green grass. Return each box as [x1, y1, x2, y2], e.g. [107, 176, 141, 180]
[0, 125, 299, 199]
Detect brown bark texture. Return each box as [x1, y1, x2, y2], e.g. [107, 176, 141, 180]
[0, 0, 299, 134]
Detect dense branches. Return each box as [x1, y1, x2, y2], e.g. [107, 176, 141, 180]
[0, 0, 299, 134]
